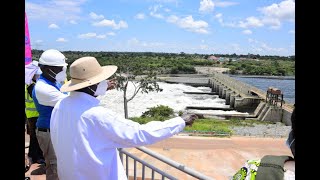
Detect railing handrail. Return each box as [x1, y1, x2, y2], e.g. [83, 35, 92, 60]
[136, 146, 214, 180]
[119, 148, 178, 180]
[119, 146, 214, 180]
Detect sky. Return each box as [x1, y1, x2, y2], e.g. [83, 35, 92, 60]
[26, 0, 295, 56]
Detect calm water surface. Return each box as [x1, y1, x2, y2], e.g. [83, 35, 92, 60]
[232, 76, 295, 104]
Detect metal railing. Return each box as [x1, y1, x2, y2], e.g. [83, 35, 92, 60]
[119, 147, 214, 180]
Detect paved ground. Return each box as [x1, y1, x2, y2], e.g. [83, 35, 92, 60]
[25, 133, 290, 180]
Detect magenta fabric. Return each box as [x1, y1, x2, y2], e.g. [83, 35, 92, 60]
[25, 12, 32, 65]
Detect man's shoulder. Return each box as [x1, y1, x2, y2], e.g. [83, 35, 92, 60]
[34, 80, 58, 93]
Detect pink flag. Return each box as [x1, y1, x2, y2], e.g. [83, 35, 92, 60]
[25, 12, 32, 65]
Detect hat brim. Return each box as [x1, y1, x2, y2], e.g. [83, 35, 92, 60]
[60, 65, 117, 92]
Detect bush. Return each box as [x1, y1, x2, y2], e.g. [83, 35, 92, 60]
[141, 105, 174, 118]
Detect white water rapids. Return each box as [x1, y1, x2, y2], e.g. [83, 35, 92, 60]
[98, 82, 248, 118]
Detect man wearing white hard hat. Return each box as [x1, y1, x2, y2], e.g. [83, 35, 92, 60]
[32, 49, 69, 180]
[50, 56, 197, 180]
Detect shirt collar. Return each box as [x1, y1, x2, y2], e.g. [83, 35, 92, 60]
[39, 75, 60, 90]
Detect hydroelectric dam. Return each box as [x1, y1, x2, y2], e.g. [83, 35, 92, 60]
[161, 72, 294, 126]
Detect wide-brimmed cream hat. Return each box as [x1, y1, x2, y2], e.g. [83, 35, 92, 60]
[60, 56, 117, 92]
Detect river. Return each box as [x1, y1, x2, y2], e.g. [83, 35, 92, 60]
[230, 75, 295, 104]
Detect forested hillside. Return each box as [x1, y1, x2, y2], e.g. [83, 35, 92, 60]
[32, 50, 294, 76]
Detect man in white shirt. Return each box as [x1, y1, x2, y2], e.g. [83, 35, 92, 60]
[33, 49, 69, 180]
[50, 56, 197, 180]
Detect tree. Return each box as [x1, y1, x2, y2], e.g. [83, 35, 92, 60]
[115, 65, 163, 119]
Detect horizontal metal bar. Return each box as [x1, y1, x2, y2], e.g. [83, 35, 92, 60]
[119, 149, 177, 180]
[136, 146, 214, 180]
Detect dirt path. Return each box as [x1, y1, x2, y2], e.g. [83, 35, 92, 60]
[25, 135, 290, 180]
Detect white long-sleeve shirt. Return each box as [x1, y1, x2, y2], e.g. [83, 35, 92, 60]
[50, 91, 186, 180]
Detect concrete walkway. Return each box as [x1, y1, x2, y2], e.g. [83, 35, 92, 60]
[25, 134, 290, 180]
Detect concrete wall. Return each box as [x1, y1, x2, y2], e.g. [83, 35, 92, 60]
[225, 90, 232, 105]
[282, 109, 292, 126]
[261, 107, 283, 123]
[212, 72, 266, 97]
[210, 74, 293, 123]
[234, 97, 261, 113]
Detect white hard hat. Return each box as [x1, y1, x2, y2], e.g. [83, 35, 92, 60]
[39, 49, 68, 66]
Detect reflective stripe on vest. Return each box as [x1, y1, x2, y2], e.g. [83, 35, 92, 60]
[25, 84, 39, 118]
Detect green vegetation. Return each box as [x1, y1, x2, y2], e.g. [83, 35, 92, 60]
[141, 105, 174, 118]
[32, 50, 295, 76]
[223, 59, 295, 76]
[132, 105, 174, 122]
[32, 50, 214, 77]
[131, 117, 276, 136]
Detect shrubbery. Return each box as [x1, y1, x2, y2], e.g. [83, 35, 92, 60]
[141, 105, 174, 118]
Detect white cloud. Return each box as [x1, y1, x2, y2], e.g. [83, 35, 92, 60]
[56, 38, 67, 42]
[239, 16, 263, 28]
[215, 13, 222, 18]
[117, 21, 129, 29]
[167, 15, 179, 23]
[135, 13, 145, 20]
[215, 1, 239, 7]
[222, 0, 294, 30]
[248, 39, 286, 54]
[78, 33, 97, 39]
[164, 8, 171, 12]
[252, 47, 263, 52]
[215, 13, 223, 23]
[127, 38, 140, 46]
[69, 20, 77, 24]
[92, 19, 128, 29]
[96, 35, 106, 39]
[35, 40, 43, 43]
[127, 38, 165, 48]
[26, 0, 86, 22]
[200, 44, 209, 50]
[48, 23, 59, 29]
[199, 0, 215, 13]
[78, 32, 108, 39]
[288, 30, 295, 34]
[167, 15, 209, 34]
[242, 29, 252, 34]
[261, 43, 285, 52]
[259, 0, 295, 22]
[89, 12, 104, 20]
[149, 5, 164, 19]
[150, 12, 164, 19]
[248, 38, 258, 43]
[261, 17, 281, 29]
[107, 32, 116, 36]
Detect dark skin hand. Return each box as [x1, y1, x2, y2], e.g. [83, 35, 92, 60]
[180, 114, 198, 126]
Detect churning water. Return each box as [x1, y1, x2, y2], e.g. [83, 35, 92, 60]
[99, 82, 245, 118]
